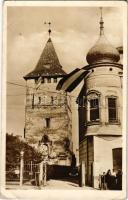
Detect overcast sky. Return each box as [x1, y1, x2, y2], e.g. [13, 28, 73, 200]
[6, 5, 123, 135]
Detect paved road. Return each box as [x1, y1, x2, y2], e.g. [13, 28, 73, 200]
[6, 179, 95, 190]
[41, 179, 95, 190]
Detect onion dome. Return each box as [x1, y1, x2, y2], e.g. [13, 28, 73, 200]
[86, 8, 120, 65]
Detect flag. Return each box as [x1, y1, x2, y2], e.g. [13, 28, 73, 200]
[56, 68, 90, 93]
[56, 68, 80, 90]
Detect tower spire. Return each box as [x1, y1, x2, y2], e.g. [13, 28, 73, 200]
[44, 22, 52, 38]
[99, 7, 104, 35]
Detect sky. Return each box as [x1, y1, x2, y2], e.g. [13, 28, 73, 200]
[6, 5, 123, 136]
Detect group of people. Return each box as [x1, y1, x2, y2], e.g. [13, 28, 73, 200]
[99, 169, 122, 190]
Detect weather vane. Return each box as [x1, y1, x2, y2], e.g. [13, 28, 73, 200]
[100, 7, 103, 19]
[99, 7, 104, 35]
[44, 22, 52, 38]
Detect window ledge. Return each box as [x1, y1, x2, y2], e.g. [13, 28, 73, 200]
[105, 122, 121, 125]
[86, 121, 101, 126]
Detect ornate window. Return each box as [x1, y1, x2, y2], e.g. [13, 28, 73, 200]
[87, 91, 100, 123]
[90, 98, 99, 121]
[108, 97, 117, 122]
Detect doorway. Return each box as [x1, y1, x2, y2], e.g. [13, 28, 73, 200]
[112, 148, 122, 171]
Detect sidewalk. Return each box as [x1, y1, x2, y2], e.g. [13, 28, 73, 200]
[6, 179, 95, 190]
[6, 181, 39, 190]
[41, 179, 95, 190]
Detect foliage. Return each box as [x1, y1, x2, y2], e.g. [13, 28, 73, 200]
[6, 133, 42, 165]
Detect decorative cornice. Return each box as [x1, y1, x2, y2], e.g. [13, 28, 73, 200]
[82, 62, 123, 71]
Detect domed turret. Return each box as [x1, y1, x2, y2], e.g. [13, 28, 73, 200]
[86, 9, 120, 65]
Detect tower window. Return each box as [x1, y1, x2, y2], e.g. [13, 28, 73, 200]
[108, 98, 117, 122]
[51, 96, 54, 105]
[54, 78, 57, 83]
[45, 118, 50, 128]
[47, 78, 51, 83]
[90, 98, 99, 121]
[38, 97, 41, 104]
[41, 78, 45, 83]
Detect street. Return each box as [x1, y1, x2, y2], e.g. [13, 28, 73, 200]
[6, 179, 95, 190]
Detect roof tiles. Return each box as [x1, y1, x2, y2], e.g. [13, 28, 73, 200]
[24, 38, 66, 80]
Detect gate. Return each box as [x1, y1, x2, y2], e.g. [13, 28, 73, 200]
[23, 161, 47, 186]
[23, 161, 40, 185]
[6, 162, 20, 182]
[6, 160, 47, 188]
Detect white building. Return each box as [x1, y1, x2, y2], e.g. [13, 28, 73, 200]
[78, 12, 123, 188]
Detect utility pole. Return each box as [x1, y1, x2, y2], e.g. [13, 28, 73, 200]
[20, 151, 24, 187]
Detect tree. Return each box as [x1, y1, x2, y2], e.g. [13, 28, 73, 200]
[6, 133, 42, 164]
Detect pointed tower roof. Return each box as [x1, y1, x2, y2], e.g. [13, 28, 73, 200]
[86, 8, 120, 65]
[24, 38, 66, 80]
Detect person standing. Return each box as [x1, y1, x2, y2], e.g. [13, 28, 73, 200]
[111, 169, 117, 190]
[69, 152, 77, 176]
[116, 170, 122, 190]
[101, 172, 106, 190]
[105, 169, 112, 190]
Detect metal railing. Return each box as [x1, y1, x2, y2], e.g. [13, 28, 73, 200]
[6, 158, 47, 187]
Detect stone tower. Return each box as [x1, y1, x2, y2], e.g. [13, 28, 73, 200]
[23, 35, 72, 166]
[78, 9, 123, 188]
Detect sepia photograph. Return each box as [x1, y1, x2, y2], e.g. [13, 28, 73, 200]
[1, 1, 127, 199]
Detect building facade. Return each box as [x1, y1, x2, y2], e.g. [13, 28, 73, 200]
[78, 15, 123, 188]
[23, 37, 72, 166]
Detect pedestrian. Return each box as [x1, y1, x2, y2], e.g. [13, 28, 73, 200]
[69, 152, 77, 176]
[100, 172, 106, 190]
[116, 170, 122, 190]
[111, 169, 117, 190]
[98, 174, 101, 189]
[105, 169, 111, 190]
[71, 153, 76, 169]
[112, 169, 116, 177]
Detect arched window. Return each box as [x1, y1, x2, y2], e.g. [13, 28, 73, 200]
[87, 91, 100, 122]
[90, 98, 99, 121]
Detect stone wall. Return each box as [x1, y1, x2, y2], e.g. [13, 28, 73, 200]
[24, 79, 72, 165]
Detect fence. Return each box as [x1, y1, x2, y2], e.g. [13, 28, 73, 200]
[6, 154, 86, 188]
[6, 162, 20, 182]
[6, 152, 47, 187]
